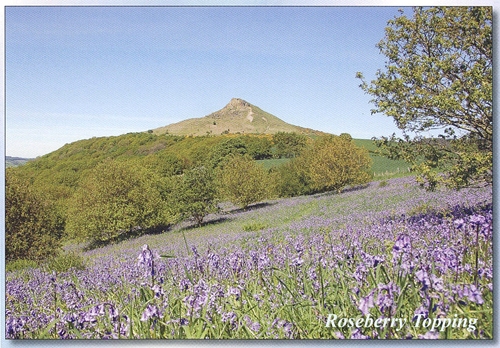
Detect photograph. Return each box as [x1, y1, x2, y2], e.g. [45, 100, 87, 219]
[4, 5, 493, 340]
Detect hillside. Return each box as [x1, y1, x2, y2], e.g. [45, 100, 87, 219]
[153, 98, 326, 136]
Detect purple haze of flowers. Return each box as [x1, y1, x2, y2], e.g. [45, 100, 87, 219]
[418, 331, 440, 339]
[358, 291, 374, 316]
[461, 284, 484, 305]
[376, 282, 399, 315]
[137, 244, 153, 267]
[141, 304, 160, 321]
[393, 234, 411, 253]
[416, 269, 431, 291]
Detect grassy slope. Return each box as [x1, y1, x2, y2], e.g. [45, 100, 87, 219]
[78, 175, 491, 263]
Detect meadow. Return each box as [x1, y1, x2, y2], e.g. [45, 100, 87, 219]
[5, 176, 492, 339]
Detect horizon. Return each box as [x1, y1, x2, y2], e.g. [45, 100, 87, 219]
[6, 6, 409, 158]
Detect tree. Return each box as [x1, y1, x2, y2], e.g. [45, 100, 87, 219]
[208, 137, 248, 168]
[173, 166, 219, 226]
[217, 154, 273, 209]
[304, 135, 372, 193]
[275, 135, 372, 197]
[274, 156, 312, 197]
[6, 169, 64, 262]
[66, 160, 169, 244]
[272, 132, 307, 158]
[357, 7, 492, 189]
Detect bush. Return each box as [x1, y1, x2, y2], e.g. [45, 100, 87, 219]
[274, 156, 312, 197]
[304, 134, 373, 193]
[275, 134, 373, 197]
[6, 169, 65, 262]
[172, 166, 219, 226]
[218, 154, 274, 209]
[6, 259, 39, 273]
[66, 160, 172, 245]
[242, 221, 268, 232]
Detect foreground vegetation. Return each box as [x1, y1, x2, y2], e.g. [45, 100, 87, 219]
[6, 177, 492, 339]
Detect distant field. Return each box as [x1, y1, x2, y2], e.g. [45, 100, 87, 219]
[6, 156, 33, 168]
[353, 139, 411, 179]
[257, 139, 411, 179]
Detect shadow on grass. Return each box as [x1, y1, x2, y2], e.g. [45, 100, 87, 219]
[177, 216, 231, 232]
[226, 202, 277, 215]
[312, 183, 371, 198]
[83, 224, 172, 251]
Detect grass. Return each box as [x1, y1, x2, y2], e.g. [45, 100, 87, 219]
[6, 177, 493, 339]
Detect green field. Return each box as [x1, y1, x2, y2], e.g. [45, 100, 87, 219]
[257, 139, 411, 180]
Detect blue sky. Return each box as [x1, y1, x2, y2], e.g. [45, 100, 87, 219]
[7, 6, 414, 157]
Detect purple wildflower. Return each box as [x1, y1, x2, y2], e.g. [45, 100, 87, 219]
[393, 234, 411, 253]
[140, 304, 160, 321]
[418, 331, 440, 339]
[358, 291, 374, 316]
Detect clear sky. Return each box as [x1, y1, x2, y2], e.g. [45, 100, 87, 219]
[5, 6, 423, 157]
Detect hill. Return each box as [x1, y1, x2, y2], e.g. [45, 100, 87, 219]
[153, 98, 326, 136]
[6, 156, 33, 167]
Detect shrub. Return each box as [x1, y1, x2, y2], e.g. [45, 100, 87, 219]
[6, 169, 65, 262]
[6, 259, 39, 273]
[304, 134, 373, 193]
[172, 166, 219, 226]
[275, 134, 372, 197]
[66, 160, 171, 245]
[242, 221, 268, 232]
[218, 154, 274, 209]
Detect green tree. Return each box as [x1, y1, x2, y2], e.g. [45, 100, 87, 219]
[173, 166, 219, 226]
[305, 135, 372, 193]
[66, 160, 170, 244]
[274, 156, 312, 197]
[217, 154, 273, 209]
[272, 132, 307, 158]
[357, 7, 492, 189]
[242, 136, 273, 160]
[6, 169, 64, 262]
[208, 137, 248, 168]
[276, 135, 372, 196]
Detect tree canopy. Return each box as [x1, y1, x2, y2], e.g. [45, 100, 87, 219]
[6, 169, 64, 262]
[357, 7, 492, 189]
[66, 160, 170, 245]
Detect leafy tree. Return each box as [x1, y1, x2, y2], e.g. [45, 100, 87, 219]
[272, 132, 307, 158]
[66, 160, 170, 244]
[141, 152, 185, 177]
[6, 169, 64, 262]
[357, 7, 492, 189]
[305, 135, 372, 193]
[241, 136, 273, 160]
[208, 137, 248, 168]
[274, 156, 312, 197]
[173, 166, 219, 226]
[275, 135, 372, 196]
[217, 154, 273, 209]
